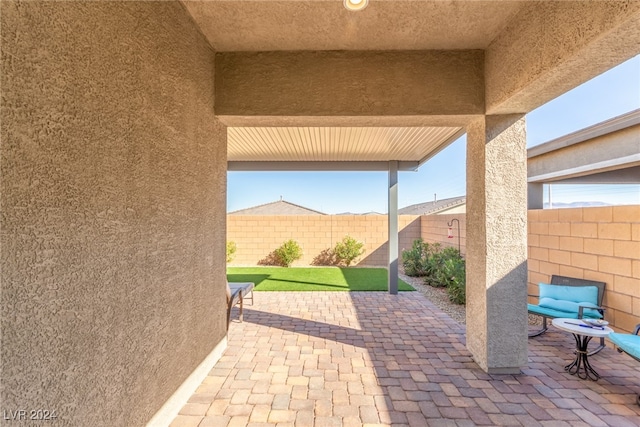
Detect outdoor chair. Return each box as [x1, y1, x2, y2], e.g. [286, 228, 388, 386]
[226, 281, 255, 328]
[609, 324, 640, 405]
[528, 275, 606, 354]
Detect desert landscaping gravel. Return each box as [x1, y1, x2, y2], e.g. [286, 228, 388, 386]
[400, 271, 542, 327]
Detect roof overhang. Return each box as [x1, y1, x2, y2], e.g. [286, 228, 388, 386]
[527, 109, 640, 184]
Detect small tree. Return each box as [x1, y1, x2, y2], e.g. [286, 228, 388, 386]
[226, 241, 237, 263]
[274, 239, 303, 267]
[333, 235, 365, 267]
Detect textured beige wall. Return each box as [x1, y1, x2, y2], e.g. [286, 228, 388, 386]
[465, 115, 528, 373]
[528, 206, 640, 334]
[1, 2, 226, 425]
[228, 215, 420, 267]
[215, 50, 484, 117]
[486, 1, 640, 114]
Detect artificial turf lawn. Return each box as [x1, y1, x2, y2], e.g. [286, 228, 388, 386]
[227, 266, 415, 292]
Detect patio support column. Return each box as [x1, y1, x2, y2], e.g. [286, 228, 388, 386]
[466, 115, 528, 373]
[528, 182, 544, 209]
[388, 160, 399, 295]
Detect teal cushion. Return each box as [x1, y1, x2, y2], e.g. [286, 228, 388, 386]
[538, 297, 603, 318]
[539, 283, 598, 304]
[609, 333, 640, 361]
[527, 303, 602, 319]
[533, 283, 602, 318]
[528, 303, 581, 319]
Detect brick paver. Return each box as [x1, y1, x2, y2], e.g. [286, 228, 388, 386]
[171, 292, 640, 426]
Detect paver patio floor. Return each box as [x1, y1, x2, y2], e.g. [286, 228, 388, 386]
[171, 292, 640, 426]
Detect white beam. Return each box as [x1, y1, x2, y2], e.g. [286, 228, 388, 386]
[228, 161, 419, 172]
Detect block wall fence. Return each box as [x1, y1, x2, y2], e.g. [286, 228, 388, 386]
[420, 213, 467, 255]
[228, 205, 639, 333]
[527, 206, 640, 334]
[227, 215, 421, 267]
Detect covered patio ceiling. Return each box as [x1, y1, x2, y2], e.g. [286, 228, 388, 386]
[182, 1, 639, 172]
[227, 126, 465, 171]
[182, 0, 528, 171]
[181, 0, 524, 52]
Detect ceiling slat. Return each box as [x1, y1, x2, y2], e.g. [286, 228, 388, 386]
[227, 127, 464, 164]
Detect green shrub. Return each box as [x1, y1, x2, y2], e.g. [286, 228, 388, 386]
[424, 243, 451, 287]
[425, 247, 466, 304]
[333, 235, 365, 266]
[402, 238, 428, 276]
[226, 241, 237, 263]
[444, 257, 466, 304]
[402, 239, 465, 302]
[425, 246, 460, 285]
[274, 239, 303, 267]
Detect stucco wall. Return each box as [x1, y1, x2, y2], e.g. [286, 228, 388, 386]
[485, 1, 640, 114]
[1, 2, 226, 426]
[227, 215, 420, 267]
[215, 50, 484, 117]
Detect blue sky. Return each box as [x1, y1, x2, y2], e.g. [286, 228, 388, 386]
[228, 55, 640, 214]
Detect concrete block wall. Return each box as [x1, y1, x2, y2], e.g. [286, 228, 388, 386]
[418, 207, 639, 334]
[227, 215, 420, 267]
[228, 206, 639, 334]
[419, 213, 467, 255]
[528, 206, 640, 333]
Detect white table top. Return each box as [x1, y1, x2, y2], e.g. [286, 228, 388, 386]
[552, 318, 613, 338]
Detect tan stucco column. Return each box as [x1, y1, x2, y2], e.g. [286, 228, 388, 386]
[465, 115, 528, 374]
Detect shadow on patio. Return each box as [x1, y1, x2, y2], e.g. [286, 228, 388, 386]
[172, 292, 640, 426]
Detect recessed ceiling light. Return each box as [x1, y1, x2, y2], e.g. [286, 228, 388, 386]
[344, 0, 368, 11]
